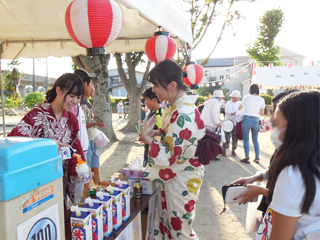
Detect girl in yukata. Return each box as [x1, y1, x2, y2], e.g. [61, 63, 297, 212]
[140, 60, 206, 240]
[8, 73, 86, 209]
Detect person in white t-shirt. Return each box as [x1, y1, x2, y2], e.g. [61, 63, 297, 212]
[222, 90, 241, 157]
[238, 84, 265, 164]
[255, 91, 320, 240]
[201, 89, 224, 131]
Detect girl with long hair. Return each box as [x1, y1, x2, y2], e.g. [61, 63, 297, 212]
[255, 91, 320, 240]
[9, 73, 86, 209]
[140, 60, 206, 239]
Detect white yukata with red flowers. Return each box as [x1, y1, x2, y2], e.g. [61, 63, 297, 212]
[143, 95, 206, 240]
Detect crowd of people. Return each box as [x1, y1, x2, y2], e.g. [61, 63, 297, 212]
[6, 59, 320, 240]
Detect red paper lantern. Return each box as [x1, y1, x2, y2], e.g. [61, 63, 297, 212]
[252, 63, 257, 68]
[218, 82, 222, 86]
[252, 70, 256, 75]
[206, 83, 210, 88]
[280, 86, 283, 89]
[65, 0, 123, 55]
[311, 61, 314, 66]
[183, 63, 204, 86]
[226, 78, 230, 82]
[212, 82, 216, 87]
[287, 63, 292, 68]
[269, 63, 274, 68]
[200, 84, 204, 88]
[243, 68, 248, 73]
[145, 31, 177, 63]
[234, 74, 238, 79]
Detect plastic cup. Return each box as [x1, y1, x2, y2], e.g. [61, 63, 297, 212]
[76, 164, 90, 183]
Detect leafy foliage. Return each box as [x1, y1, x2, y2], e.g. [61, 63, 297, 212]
[176, 0, 248, 66]
[260, 94, 273, 105]
[110, 95, 121, 111]
[4, 95, 23, 108]
[195, 96, 206, 106]
[2, 61, 25, 98]
[246, 8, 285, 66]
[24, 92, 45, 108]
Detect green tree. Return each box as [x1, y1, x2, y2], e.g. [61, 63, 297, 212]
[177, 0, 254, 67]
[246, 8, 285, 67]
[2, 61, 25, 98]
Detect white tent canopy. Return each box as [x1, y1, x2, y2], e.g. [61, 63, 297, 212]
[0, 0, 192, 59]
[254, 65, 320, 89]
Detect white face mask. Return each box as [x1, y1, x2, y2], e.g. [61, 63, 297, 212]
[270, 127, 286, 149]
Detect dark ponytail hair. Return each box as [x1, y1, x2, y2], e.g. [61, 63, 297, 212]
[147, 60, 187, 92]
[46, 73, 84, 103]
[267, 90, 320, 214]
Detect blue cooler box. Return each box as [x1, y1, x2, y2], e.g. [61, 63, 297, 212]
[0, 137, 65, 240]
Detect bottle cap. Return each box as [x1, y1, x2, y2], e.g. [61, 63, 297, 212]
[85, 197, 94, 207]
[135, 179, 140, 182]
[70, 205, 81, 217]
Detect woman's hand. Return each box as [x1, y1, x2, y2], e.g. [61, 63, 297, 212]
[140, 115, 157, 145]
[54, 140, 69, 152]
[231, 175, 259, 186]
[235, 184, 267, 204]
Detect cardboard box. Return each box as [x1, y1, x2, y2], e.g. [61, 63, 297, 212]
[101, 191, 123, 230]
[92, 196, 113, 237]
[70, 211, 92, 240]
[128, 178, 159, 195]
[114, 181, 131, 221]
[80, 202, 104, 240]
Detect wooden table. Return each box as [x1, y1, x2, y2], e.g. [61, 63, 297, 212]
[107, 195, 151, 240]
[65, 195, 151, 240]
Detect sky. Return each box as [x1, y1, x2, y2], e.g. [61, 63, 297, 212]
[2, 0, 319, 78]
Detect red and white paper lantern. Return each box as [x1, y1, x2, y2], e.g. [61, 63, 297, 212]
[287, 63, 292, 68]
[226, 78, 230, 82]
[218, 82, 223, 86]
[269, 63, 274, 68]
[206, 83, 210, 88]
[252, 63, 257, 68]
[259, 85, 262, 89]
[252, 70, 256, 75]
[234, 74, 238, 79]
[311, 61, 314, 66]
[65, 0, 123, 55]
[243, 68, 248, 73]
[212, 82, 216, 87]
[145, 32, 177, 63]
[183, 63, 204, 86]
[200, 84, 204, 88]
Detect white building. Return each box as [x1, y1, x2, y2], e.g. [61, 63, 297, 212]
[197, 46, 307, 98]
[108, 69, 151, 97]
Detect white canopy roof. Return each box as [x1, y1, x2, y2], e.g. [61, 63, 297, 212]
[0, 0, 192, 59]
[254, 65, 320, 89]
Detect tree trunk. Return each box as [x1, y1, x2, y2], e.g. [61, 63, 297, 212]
[72, 54, 118, 141]
[114, 52, 151, 132]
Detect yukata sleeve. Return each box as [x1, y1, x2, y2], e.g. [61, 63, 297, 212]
[148, 111, 199, 167]
[68, 115, 86, 176]
[8, 109, 38, 137]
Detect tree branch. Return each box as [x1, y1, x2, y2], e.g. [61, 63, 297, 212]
[125, 53, 138, 86]
[114, 53, 128, 86]
[193, 1, 218, 49]
[133, 52, 144, 67]
[138, 60, 152, 96]
[202, 1, 233, 66]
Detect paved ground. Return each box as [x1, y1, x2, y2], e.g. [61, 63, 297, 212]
[1, 113, 273, 239]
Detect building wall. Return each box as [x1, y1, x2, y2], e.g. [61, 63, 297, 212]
[203, 64, 252, 97]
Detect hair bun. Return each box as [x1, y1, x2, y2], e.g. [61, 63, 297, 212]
[182, 72, 188, 78]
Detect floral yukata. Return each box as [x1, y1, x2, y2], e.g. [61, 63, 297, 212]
[8, 102, 85, 208]
[143, 95, 206, 240]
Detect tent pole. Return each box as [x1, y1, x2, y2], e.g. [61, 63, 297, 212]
[0, 46, 6, 137]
